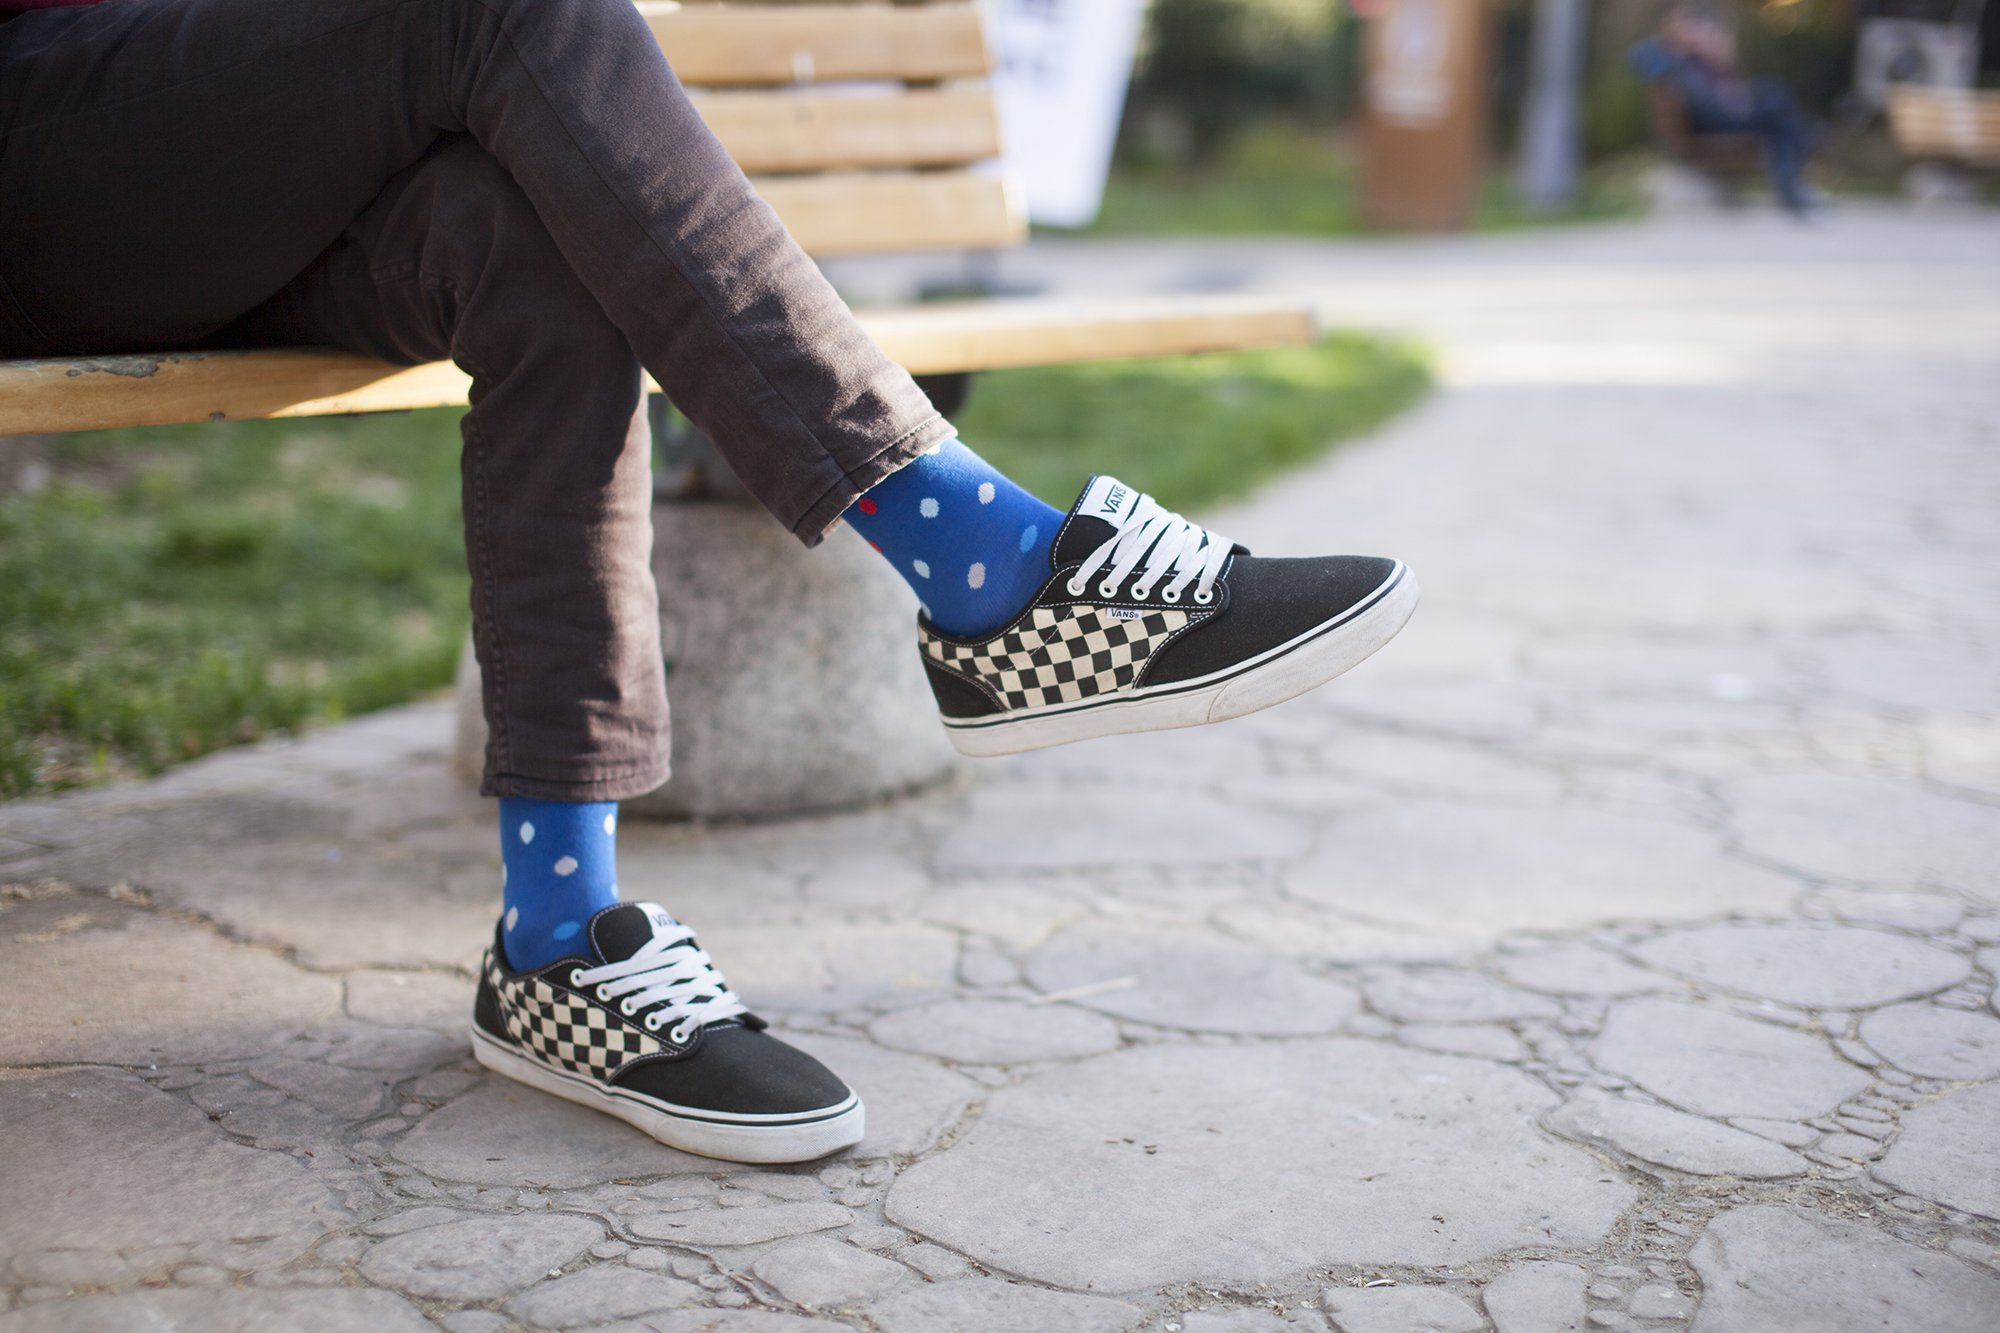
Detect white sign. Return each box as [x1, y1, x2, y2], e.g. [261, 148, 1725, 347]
[986, 0, 1148, 229]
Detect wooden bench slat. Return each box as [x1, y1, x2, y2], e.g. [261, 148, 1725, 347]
[690, 87, 1000, 173]
[754, 171, 1023, 255]
[1888, 88, 2000, 165]
[644, 2, 990, 86]
[0, 296, 1320, 435]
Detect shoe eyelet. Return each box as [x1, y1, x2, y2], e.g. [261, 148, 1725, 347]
[568, 969, 584, 987]
[619, 999, 637, 1016]
[1129, 585, 1151, 602]
[1194, 589, 1214, 605]
[595, 986, 611, 1001]
[670, 1024, 694, 1045]
[1065, 579, 1087, 598]
[1098, 580, 1120, 599]
[1160, 588, 1181, 604]
[643, 1013, 661, 1031]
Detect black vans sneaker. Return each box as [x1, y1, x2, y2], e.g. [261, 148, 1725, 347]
[472, 903, 862, 1163]
[920, 474, 1417, 756]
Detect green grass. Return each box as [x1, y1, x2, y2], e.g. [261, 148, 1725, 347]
[1083, 127, 1644, 238]
[1, 412, 470, 798]
[1, 332, 1429, 799]
[956, 332, 1430, 516]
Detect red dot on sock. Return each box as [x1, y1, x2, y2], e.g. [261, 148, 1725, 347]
[868, 540, 883, 552]
[857, 498, 878, 515]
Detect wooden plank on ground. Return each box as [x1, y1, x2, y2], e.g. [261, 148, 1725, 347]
[0, 296, 1320, 435]
[755, 171, 1023, 254]
[689, 87, 1000, 172]
[643, 2, 990, 86]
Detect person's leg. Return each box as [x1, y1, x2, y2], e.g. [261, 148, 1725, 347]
[842, 439, 1063, 637]
[218, 135, 860, 1160]
[1749, 77, 1817, 214]
[0, 0, 950, 546]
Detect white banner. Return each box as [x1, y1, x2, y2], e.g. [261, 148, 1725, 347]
[986, 0, 1149, 229]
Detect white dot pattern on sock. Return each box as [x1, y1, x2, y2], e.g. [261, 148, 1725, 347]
[603, 812, 616, 835]
[978, 482, 996, 505]
[553, 855, 579, 877]
[913, 559, 931, 578]
[518, 821, 535, 845]
[504, 906, 520, 931]
[919, 497, 939, 518]
[967, 562, 987, 589]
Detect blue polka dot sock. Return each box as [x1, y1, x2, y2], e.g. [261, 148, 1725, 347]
[844, 437, 1062, 637]
[498, 796, 620, 972]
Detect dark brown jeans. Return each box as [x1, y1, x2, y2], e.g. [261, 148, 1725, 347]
[0, 0, 952, 800]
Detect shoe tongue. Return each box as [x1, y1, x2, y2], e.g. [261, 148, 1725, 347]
[585, 902, 679, 964]
[1052, 474, 1141, 568]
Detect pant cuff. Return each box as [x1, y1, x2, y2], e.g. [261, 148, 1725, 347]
[790, 413, 957, 548]
[479, 759, 673, 803]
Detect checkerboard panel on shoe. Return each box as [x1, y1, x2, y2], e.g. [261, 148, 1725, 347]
[486, 953, 661, 1078]
[923, 604, 1204, 710]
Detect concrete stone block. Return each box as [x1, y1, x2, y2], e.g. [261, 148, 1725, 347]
[454, 504, 959, 819]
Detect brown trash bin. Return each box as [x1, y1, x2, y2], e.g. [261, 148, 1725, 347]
[1359, 0, 1496, 231]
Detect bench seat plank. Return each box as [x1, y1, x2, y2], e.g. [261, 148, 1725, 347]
[689, 87, 1001, 173]
[1888, 88, 2000, 167]
[645, 2, 988, 87]
[753, 170, 1023, 254]
[0, 295, 1319, 435]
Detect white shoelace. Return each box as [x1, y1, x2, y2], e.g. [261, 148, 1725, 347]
[571, 921, 748, 1046]
[1068, 491, 1233, 606]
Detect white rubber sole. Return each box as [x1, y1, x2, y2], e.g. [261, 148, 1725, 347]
[471, 1028, 864, 1164]
[944, 562, 1419, 758]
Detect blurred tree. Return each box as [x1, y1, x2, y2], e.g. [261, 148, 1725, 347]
[1123, 0, 1351, 164]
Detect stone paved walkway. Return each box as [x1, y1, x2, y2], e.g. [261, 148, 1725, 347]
[5, 206, 2000, 1333]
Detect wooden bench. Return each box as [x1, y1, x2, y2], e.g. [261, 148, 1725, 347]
[1646, 83, 1764, 179]
[1888, 85, 2000, 171]
[0, 0, 1316, 436]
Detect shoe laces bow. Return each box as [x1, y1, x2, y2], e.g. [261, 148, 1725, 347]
[571, 920, 747, 1046]
[1069, 490, 1232, 605]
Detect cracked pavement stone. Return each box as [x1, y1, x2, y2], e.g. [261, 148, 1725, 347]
[1483, 1260, 1588, 1333]
[1631, 925, 1970, 1009]
[786, 1032, 979, 1157]
[751, 1234, 907, 1307]
[1546, 1091, 1810, 1178]
[505, 1266, 701, 1328]
[1286, 803, 1798, 944]
[628, 1201, 851, 1247]
[867, 997, 1121, 1064]
[344, 969, 474, 1032]
[0, 1069, 353, 1273]
[885, 1041, 1632, 1291]
[1688, 1204, 2000, 1332]
[1026, 919, 1359, 1034]
[1320, 1286, 1485, 1333]
[0, 897, 343, 1065]
[928, 783, 1311, 874]
[1493, 944, 1672, 998]
[357, 1213, 602, 1301]
[866, 1277, 1142, 1333]
[1727, 774, 2000, 897]
[1591, 998, 1871, 1120]
[1858, 1002, 2000, 1081]
[0, 1288, 433, 1332]
[1870, 1082, 2000, 1219]
[1361, 968, 1562, 1024]
[393, 1079, 714, 1185]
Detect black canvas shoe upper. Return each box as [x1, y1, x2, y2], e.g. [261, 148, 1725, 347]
[919, 475, 1401, 718]
[475, 903, 852, 1120]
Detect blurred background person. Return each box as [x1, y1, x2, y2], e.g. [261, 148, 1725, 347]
[1629, 1, 1825, 213]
